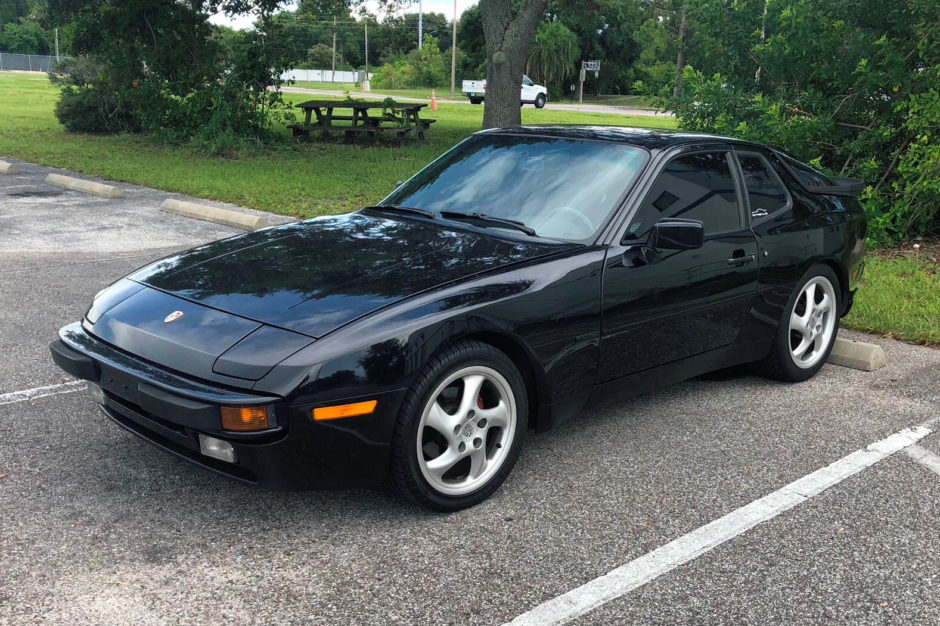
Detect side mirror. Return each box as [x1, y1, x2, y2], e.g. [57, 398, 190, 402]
[649, 218, 705, 251]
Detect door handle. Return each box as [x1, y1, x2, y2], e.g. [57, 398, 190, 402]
[727, 253, 756, 265]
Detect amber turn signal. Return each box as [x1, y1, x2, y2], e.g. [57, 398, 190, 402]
[220, 405, 270, 431]
[313, 400, 377, 421]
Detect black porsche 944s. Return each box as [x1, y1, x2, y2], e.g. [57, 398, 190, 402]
[51, 126, 867, 510]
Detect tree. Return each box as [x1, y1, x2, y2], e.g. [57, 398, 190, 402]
[306, 42, 333, 68]
[526, 20, 578, 98]
[456, 4, 486, 76]
[479, 0, 547, 129]
[408, 33, 447, 87]
[0, 20, 50, 53]
[632, 16, 675, 95]
[371, 11, 448, 61]
[47, 0, 294, 144]
[0, 0, 33, 29]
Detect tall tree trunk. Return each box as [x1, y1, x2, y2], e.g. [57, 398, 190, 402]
[672, 4, 688, 99]
[479, 0, 547, 129]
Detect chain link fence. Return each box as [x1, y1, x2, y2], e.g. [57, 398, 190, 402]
[0, 52, 65, 72]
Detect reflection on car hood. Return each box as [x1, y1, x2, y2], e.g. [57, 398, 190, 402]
[129, 212, 571, 338]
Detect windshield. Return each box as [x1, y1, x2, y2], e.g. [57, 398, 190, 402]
[381, 134, 649, 241]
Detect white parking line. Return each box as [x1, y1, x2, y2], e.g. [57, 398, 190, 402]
[506, 420, 937, 626]
[0, 381, 85, 406]
[905, 444, 940, 477]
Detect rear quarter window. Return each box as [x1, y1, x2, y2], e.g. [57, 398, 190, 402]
[737, 153, 791, 221]
[777, 152, 833, 189]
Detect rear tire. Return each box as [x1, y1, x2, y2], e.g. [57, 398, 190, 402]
[470, 97, 482, 105]
[390, 340, 528, 511]
[756, 264, 840, 382]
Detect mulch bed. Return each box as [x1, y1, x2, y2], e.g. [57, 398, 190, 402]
[873, 236, 939, 274]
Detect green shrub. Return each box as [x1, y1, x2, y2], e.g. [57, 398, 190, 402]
[54, 85, 139, 133]
[372, 35, 448, 89]
[47, 2, 294, 152]
[372, 58, 419, 90]
[49, 58, 141, 133]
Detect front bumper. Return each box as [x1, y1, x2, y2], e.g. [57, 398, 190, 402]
[50, 323, 404, 489]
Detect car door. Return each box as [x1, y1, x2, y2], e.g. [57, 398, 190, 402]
[597, 148, 759, 381]
[520, 75, 536, 102]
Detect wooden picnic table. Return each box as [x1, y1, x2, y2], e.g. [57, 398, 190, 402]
[291, 100, 435, 141]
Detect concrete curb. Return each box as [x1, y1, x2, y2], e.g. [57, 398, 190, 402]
[828, 337, 886, 371]
[161, 198, 268, 231]
[45, 173, 124, 198]
[0, 160, 20, 175]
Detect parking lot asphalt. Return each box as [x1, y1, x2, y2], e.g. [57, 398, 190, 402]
[1, 160, 938, 625]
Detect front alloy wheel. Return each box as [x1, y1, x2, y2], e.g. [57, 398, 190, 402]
[391, 340, 527, 510]
[535, 94, 547, 109]
[416, 366, 516, 496]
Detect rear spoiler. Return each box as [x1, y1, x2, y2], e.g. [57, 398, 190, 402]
[804, 176, 865, 197]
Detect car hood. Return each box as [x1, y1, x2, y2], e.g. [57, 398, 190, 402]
[127, 211, 571, 339]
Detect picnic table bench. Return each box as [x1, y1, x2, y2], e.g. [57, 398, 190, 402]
[290, 100, 436, 141]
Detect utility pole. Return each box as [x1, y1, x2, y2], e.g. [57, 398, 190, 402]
[54, 27, 59, 62]
[364, 21, 369, 83]
[418, 0, 423, 49]
[331, 16, 336, 82]
[450, 0, 457, 98]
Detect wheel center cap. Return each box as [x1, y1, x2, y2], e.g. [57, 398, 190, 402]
[462, 422, 475, 438]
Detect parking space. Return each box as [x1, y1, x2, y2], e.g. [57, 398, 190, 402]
[1, 163, 938, 625]
[579, 448, 940, 625]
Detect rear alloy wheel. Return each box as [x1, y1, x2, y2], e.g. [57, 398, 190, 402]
[534, 94, 546, 109]
[391, 341, 527, 510]
[757, 265, 840, 382]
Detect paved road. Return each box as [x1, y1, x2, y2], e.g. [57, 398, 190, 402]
[280, 86, 673, 118]
[1, 159, 938, 625]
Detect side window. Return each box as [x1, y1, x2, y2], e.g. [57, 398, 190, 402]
[779, 153, 832, 188]
[522, 76, 533, 86]
[626, 152, 740, 240]
[738, 153, 790, 219]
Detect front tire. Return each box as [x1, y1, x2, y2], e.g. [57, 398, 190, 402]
[390, 340, 528, 511]
[534, 94, 546, 109]
[757, 264, 840, 382]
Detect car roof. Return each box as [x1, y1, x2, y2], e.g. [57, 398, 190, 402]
[479, 125, 763, 152]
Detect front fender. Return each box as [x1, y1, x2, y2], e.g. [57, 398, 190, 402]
[256, 247, 606, 428]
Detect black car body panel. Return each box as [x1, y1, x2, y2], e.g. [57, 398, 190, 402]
[51, 126, 868, 490]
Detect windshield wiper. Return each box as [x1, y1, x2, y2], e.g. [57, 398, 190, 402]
[366, 204, 435, 219]
[440, 211, 537, 236]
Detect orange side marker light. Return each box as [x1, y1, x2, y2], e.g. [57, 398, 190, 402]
[313, 400, 377, 421]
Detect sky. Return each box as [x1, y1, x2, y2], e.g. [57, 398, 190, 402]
[208, 1, 479, 31]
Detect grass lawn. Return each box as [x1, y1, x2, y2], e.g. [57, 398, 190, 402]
[0, 72, 675, 217]
[843, 245, 940, 345]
